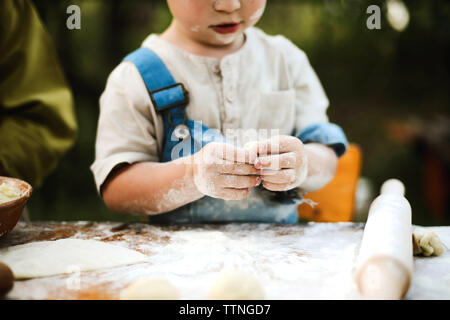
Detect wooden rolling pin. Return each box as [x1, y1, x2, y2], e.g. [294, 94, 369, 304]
[0, 262, 14, 298]
[355, 179, 413, 299]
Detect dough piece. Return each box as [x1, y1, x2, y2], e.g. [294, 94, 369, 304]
[413, 229, 445, 257]
[120, 277, 179, 300]
[207, 269, 265, 300]
[0, 239, 148, 279]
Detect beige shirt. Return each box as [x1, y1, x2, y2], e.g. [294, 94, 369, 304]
[91, 27, 330, 192]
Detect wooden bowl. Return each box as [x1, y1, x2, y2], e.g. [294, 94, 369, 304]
[0, 176, 32, 240]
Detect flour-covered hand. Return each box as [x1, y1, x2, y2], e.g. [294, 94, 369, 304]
[245, 136, 308, 192]
[192, 142, 260, 200]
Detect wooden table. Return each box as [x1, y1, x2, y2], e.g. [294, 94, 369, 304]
[2, 221, 449, 300]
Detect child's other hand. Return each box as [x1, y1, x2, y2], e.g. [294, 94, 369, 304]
[192, 142, 261, 200]
[245, 136, 308, 192]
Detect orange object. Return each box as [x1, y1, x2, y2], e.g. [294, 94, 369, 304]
[297, 144, 362, 222]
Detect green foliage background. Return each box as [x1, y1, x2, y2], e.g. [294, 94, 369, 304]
[29, 0, 450, 225]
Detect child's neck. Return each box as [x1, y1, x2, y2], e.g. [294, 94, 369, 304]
[160, 22, 245, 60]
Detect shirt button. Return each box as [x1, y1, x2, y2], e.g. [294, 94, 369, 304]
[212, 64, 221, 74]
[226, 91, 236, 102]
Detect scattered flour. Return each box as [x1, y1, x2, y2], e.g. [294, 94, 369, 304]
[190, 25, 200, 33]
[250, 7, 264, 22]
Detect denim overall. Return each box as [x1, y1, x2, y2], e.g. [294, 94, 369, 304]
[124, 48, 348, 224]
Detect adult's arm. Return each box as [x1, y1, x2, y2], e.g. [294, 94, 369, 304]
[0, 0, 77, 187]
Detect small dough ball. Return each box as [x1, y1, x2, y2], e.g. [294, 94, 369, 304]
[208, 269, 265, 300]
[0, 262, 14, 297]
[120, 277, 179, 300]
[413, 229, 445, 257]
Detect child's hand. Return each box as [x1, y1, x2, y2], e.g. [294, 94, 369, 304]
[245, 136, 308, 192]
[192, 142, 261, 200]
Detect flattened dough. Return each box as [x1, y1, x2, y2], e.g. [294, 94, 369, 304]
[413, 229, 445, 257]
[120, 277, 179, 300]
[0, 239, 148, 279]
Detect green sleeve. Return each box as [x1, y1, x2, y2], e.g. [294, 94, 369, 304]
[0, 0, 77, 188]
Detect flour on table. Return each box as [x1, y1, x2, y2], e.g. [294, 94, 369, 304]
[413, 229, 445, 257]
[0, 239, 148, 279]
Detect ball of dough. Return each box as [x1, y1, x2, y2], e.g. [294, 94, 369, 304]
[120, 277, 179, 300]
[208, 269, 265, 300]
[413, 229, 445, 257]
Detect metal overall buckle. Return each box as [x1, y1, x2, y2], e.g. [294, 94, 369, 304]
[149, 83, 191, 141]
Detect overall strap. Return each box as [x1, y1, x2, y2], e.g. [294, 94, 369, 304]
[123, 47, 189, 115]
[123, 47, 227, 162]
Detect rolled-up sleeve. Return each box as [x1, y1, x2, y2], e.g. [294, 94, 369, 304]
[295, 123, 348, 157]
[90, 62, 160, 193]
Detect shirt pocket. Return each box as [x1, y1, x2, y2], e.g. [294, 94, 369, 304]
[258, 89, 296, 133]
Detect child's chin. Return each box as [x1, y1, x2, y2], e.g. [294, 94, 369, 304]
[209, 33, 242, 46]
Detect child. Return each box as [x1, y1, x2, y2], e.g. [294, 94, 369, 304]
[91, 0, 348, 223]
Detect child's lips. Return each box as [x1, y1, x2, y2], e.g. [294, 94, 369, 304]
[211, 22, 241, 34]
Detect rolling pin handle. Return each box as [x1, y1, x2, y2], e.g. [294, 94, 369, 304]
[380, 178, 405, 196]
